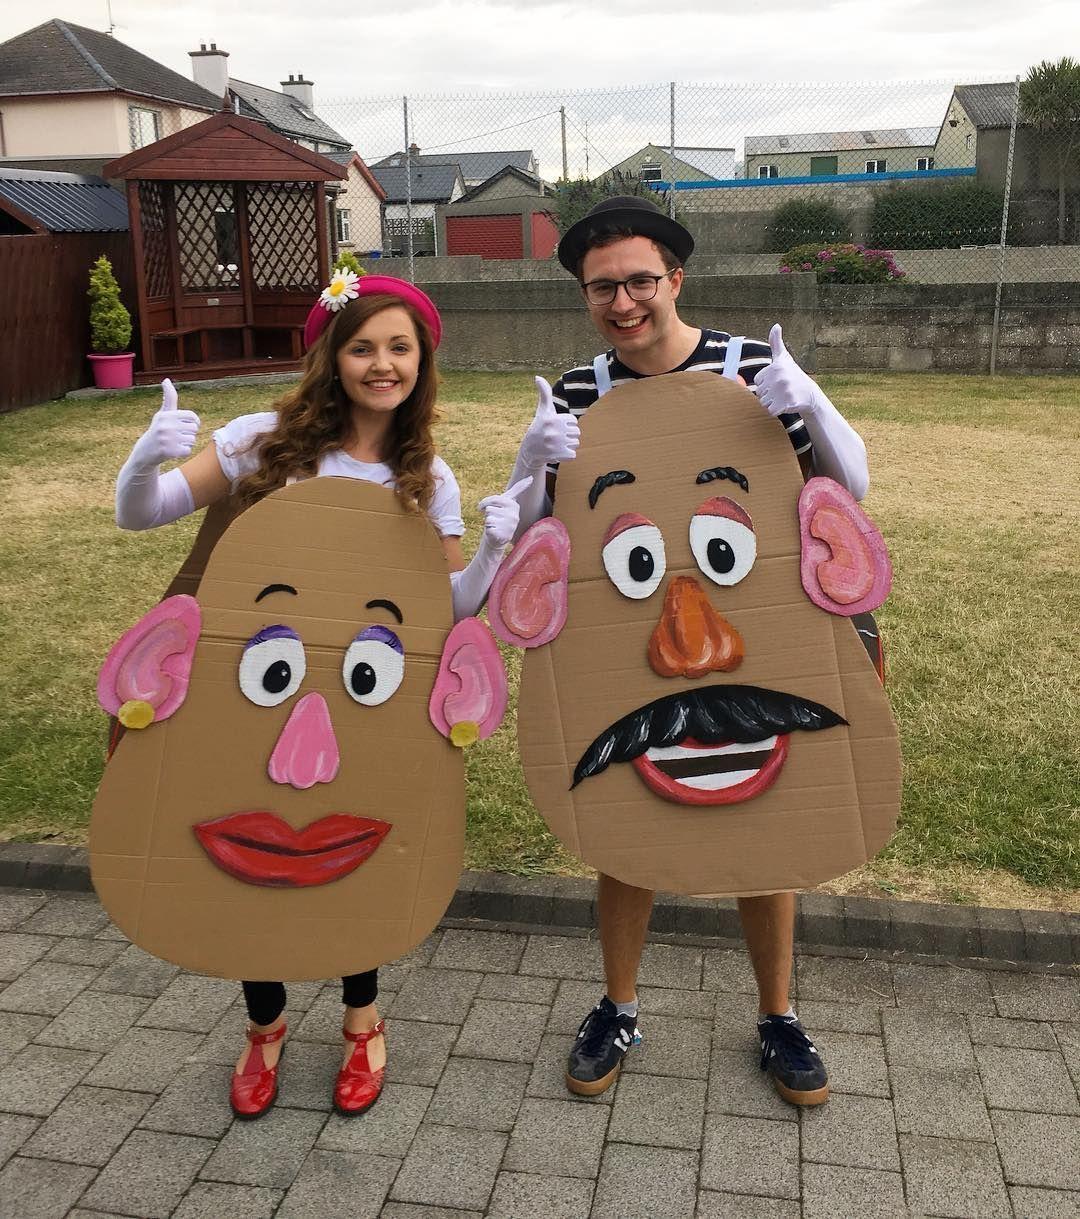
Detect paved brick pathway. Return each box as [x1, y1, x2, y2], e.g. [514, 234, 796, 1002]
[0, 889, 1077, 1218]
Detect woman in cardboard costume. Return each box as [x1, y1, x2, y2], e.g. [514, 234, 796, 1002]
[98, 273, 576, 1120]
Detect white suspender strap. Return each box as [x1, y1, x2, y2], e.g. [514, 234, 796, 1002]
[722, 335, 744, 381]
[592, 352, 613, 397]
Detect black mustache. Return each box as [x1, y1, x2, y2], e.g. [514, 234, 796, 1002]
[572, 685, 846, 788]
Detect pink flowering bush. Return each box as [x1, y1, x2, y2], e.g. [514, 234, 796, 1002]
[778, 242, 906, 283]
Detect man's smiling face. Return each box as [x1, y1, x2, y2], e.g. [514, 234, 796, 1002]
[580, 235, 684, 355]
[516, 372, 901, 896]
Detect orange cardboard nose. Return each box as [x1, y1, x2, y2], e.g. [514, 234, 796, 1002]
[648, 575, 744, 679]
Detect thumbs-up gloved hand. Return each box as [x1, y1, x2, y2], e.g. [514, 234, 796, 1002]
[115, 379, 198, 530]
[506, 376, 580, 538]
[517, 376, 580, 469]
[751, 324, 870, 501]
[450, 476, 535, 621]
[753, 324, 825, 419]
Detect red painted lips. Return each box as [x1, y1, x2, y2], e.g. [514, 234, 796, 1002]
[631, 734, 790, 806]
[193, 811, 391, 887]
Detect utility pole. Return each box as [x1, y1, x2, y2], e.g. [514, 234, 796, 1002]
[584, 119, 589, 178]
[560, 106, 568, 181]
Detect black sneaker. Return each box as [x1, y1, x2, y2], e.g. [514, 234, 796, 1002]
[758, 1014, 829, 1106]
[565, 997, 641, 1096]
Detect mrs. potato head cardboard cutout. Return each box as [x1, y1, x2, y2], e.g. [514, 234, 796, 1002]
[490, 371, 900, 897]
[91, 477, 507, 981]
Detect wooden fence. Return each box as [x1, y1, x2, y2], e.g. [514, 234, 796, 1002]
[0, 232, 135, 413]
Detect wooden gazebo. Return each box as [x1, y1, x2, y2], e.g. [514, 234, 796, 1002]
[104, 113, 346, 383]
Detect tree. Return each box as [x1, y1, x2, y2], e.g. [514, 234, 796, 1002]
[550, 169, 670, 237]
[1020, 57, 1080, 244]
[87, 255, 132, 354]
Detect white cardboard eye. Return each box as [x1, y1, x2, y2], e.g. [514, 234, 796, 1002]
[602, 524, 666, 600]
[342, 639, 405, 706]
[239, 637, 307, 707]
[689, 516, 756, 587]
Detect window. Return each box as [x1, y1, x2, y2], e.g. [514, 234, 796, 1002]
[916, 156, 935, 171]
[128, 106, 161, 150]
[809, 156, 838, 177]
[639, 163, 662, 182]
[757, 164, 779, 179]
[336, 209, 352, 243]
[865, 159, 887, 174]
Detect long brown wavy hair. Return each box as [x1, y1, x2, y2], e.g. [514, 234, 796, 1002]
[234, 294, 441, 513]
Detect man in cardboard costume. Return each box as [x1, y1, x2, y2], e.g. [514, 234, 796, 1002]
[91, 475, 507, 983]
[491, 196, 893, 1106]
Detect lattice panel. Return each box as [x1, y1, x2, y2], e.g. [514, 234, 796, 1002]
[247, 183, 320, 290]
[138, 180, 171, 300]
[174, 182, 240, 291]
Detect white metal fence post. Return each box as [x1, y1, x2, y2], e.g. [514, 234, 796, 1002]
[990, 75, 1022, 375]
[403, 95, 414, 283]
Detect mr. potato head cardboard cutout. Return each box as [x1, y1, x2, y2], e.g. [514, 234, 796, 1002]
[91, 476, 507, 981]
[489, 371, 900, 897]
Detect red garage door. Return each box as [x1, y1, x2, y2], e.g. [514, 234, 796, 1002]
[446, 214, 523, 259]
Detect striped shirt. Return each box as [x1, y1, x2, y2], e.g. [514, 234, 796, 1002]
[549, 329, 812, 473]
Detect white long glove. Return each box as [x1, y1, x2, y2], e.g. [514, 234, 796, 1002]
[450, 477, 532, 621]
[115, 379, 198, 529]
[507, 376, 580, 537]
[754, 324, 869, 501]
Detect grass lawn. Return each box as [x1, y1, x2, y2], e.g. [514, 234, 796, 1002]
[0, 371, 1076, 909]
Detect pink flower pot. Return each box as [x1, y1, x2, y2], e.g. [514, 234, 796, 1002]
[88, 352, 136, 390]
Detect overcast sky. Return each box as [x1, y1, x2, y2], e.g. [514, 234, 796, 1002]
[2, 0, 1075, 176]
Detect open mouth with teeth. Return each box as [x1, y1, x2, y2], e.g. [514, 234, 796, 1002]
[631, 734, 790, 805]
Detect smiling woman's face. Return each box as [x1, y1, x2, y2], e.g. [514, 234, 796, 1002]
[335, 305, 422, 416]
[90, 477, 463, 981]
[516, 372, 901, 897]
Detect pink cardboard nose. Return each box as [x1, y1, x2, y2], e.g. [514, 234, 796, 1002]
[268, 691, 340, 789]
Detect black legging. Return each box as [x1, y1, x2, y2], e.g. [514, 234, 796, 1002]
[242, 969, 379, 1026]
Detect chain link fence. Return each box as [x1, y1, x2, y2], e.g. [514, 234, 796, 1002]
[320, 75, 1080, 373]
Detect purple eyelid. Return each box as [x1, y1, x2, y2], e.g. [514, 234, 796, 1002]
[245, 625, 300, 650]
[355, 625, 403, 654]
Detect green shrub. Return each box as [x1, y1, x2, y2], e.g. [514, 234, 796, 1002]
[87, 255, 132, 354]
[870, 182, 1005, 249]
[333, 249, 364, 276]
[551, 169, 669, 237]
[779, 242, 905, 283]
[766, 198, 850, 252]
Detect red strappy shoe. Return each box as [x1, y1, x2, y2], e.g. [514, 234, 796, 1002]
[334, 1019, 386, 1116]
[229, 1021, 287, 1119]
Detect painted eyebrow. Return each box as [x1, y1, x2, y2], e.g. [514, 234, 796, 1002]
[696, 466, 750, 493]
[588, 470, 636, 510]
[255, 583, 297, 602]
[365, 598, 403, 624]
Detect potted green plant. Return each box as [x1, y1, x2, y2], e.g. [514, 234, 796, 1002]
[87, 254, 135, 389]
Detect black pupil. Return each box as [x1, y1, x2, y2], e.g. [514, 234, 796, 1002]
[628, 546, 654, 582]
[263, 660, 291, 694]
[708, 537, 736, 573]
[351, 663, 377, 697]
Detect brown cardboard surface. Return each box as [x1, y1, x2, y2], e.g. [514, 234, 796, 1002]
[91, 477, 464, 981]
[517, 372, 901, 896]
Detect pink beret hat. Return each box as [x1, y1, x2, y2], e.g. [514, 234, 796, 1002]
[303, 271, 443, 350]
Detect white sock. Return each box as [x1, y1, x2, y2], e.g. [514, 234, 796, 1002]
[611, 996, 638, 1018]
[759, 1006, 797, 1022]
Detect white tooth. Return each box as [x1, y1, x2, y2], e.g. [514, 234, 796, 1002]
[679, 769, 760, 791]
[646, 737, 777, 762]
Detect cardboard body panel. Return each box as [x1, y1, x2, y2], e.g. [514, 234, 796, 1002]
[517, 372, 901, 896]
[91, 477, 463, 981]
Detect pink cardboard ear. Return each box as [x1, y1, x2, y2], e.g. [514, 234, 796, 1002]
[429, 618, 508, 747]
[488, 518, 570, 648]
[98, 594, 202, 728]
[799, 478, 892, 616]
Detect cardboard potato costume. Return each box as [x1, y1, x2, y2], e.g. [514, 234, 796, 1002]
[92, 476, 506, 980]
[490, 371, 900, 896]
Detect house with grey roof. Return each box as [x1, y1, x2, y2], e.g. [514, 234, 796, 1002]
[370, 162, 466, 255]
[373, 149, 537, 189]
[603, 144, 738, 185]
[744, 127, 941, 179]
[0, 19, 222, 175]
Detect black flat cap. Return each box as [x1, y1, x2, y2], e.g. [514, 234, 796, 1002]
[557, 195, 695, 275]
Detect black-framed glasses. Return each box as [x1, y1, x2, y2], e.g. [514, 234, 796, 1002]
[581, 269, 677, 306]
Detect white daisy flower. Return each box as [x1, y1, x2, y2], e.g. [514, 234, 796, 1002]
[318, 270, 361, 312]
